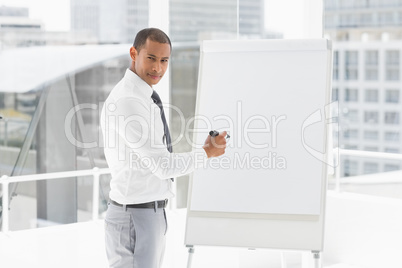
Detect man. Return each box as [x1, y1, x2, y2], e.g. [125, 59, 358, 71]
[100, 28, 226, 268]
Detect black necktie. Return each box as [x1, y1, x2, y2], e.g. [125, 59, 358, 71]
[151, 90, 174, 181]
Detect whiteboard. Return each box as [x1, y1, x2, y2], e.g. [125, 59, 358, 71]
[185, 39, 332, 251]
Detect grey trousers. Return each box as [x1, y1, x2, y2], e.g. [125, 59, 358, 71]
[104, 202, 168, 268]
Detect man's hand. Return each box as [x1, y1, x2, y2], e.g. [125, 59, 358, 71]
[203, 131, 227, 158]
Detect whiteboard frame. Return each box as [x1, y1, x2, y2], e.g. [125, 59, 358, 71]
[185, 39, 333, 251]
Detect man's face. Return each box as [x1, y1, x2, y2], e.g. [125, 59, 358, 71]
[130, 39, 171, 87]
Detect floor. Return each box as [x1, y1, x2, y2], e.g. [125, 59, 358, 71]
[0, 209, 354, 268]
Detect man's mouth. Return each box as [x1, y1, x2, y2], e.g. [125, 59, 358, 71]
[148, 74, 160, 80]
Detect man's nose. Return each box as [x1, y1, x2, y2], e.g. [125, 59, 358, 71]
[152, 61, 162, 73]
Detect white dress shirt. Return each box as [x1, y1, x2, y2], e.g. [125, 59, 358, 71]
[100, 69, 206, 204]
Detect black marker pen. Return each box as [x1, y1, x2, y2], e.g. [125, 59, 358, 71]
[209, 130, 230, 139]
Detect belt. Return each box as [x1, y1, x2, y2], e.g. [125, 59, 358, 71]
[110, 199, 168, 209]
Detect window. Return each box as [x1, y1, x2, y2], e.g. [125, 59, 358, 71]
[364, 130, 379, 140]
[345, 88, 358, 102]
[365, 68, 378, 80]
[325, 15, 335, 28]
[345, 51, 358, 80]
[364, 111, 379, 124]
[384, 112, 400, 124]
[333, 130, 339, 147]
[344, 159, 359, 176]
[343, 129, 359, 139]
[365, 51, 378, 80]
[384, 164, 400, 172]
[379, 12, 394, 25]
[339, 0, 354, 9]
[365, 51, 375, 64]
[169, 1, 266, 208]
[340, 14, 356, 27]
[344, 144, 359, 150]
[385, 50, 400, 81]
[385, 89, 399, 103]
[384, 131, 400, 142]
[386, 69, 400, 80]
[346, 51, 358, 65]
[324, 0, 402, 200]
[360, 13, 372, 26]
[355, 0, 368, 8]
[325, 0, 337, 9]
[347, 109, 359, 122]
[365, 89, 378, 102]
[364, 162, 379, 174]
[385, 147, 400, 153]
[333, 51, 339, 80]
[332, 87, 339, 101]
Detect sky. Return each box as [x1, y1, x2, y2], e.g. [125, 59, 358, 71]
[265, 0, 304, 38]
[0, 0, 303, 37]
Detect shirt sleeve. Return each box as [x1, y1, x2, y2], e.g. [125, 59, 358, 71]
[113, 97, 207, 180]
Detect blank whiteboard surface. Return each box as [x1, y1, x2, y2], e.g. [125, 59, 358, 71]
[189, 39, 330, 215]
[185, 39, 332, 251]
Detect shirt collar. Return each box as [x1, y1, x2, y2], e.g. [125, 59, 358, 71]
[124, 68, 153, 100]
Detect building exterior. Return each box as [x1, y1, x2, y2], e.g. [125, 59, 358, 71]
[239, 0, 265, 38]
[324, 0, 402, 41]
[70, 0, 149, 44]
[324, 0, 402, 176]
[0, 5, 29, 17]
[332, 41, 402, 176]
[169, 0, 265, 42]
[0, 5, 96, 49]
[0, 5, 43, 48]
[70, 0, 265, 43]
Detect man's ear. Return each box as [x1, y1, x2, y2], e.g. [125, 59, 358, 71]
[130, 47, 137, 61]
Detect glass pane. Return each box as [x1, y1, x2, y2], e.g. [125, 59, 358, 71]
[345, 88, 359, 101]
[0, 3, 130, 230]
[0, 92, 38, 176]
[324, 0, 402, 199]
[364, 89, 378, 102]
[169, 0, 270, 208]
[385, 89, 400, 103]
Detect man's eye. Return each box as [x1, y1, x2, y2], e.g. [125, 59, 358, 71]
[148, 57, 155, 60]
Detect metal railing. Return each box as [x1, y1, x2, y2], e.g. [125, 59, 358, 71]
[0, 167, 110, 233]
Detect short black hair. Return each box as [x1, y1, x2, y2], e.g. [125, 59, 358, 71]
[133, 28, 171, 52]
